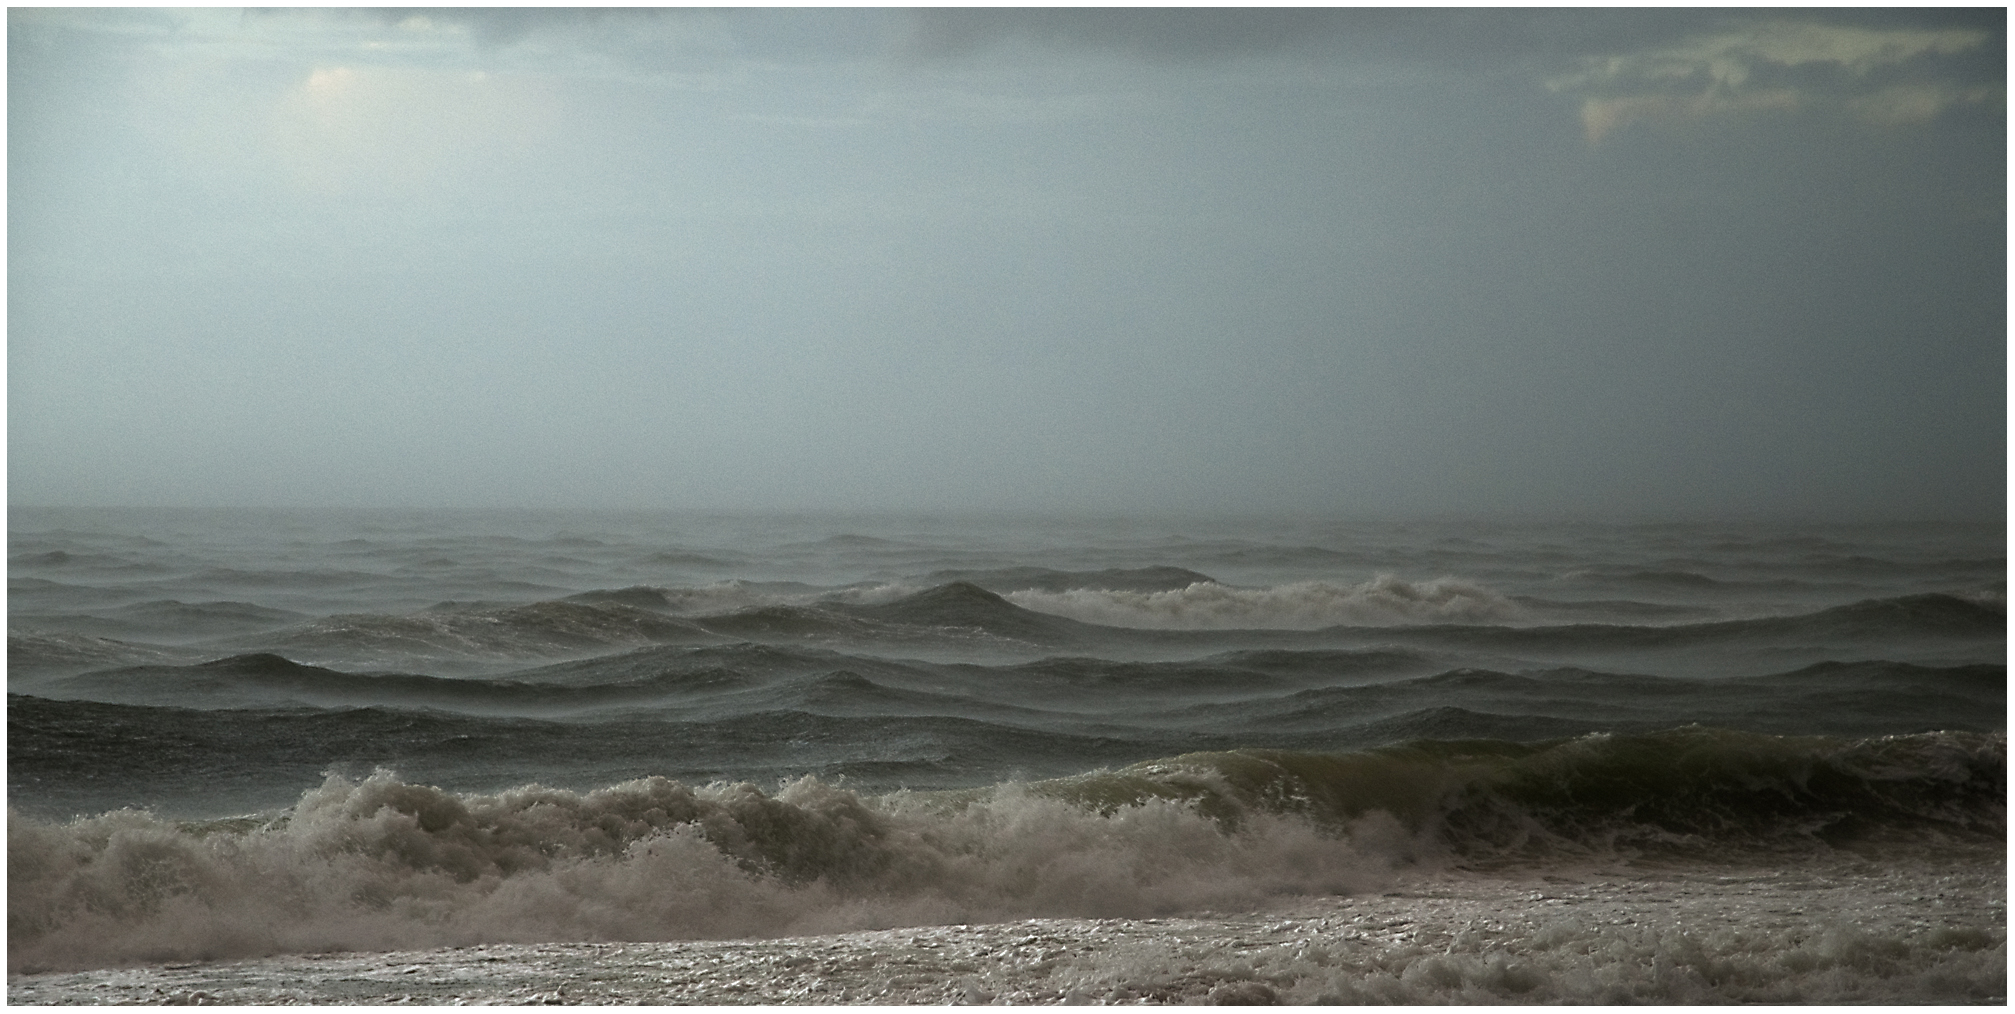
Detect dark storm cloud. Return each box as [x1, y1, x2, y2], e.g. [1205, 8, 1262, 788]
[366, 7, 673, 46]
[893, 8, 2003, 144]
[899, 8, 1362, 61]
[896, 8, 2000, 67]
[229, 8, 2003, 106]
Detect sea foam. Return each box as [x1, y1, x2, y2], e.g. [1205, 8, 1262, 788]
[13, 728, 1999, 974]
[7, 771, 1398, 973]
[1004, 574, 1524, 629]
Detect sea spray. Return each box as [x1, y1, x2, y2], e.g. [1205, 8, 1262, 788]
[1005, 574, 1525, 629]
[12, 728, 2001, 974]
[7, 770, 1398, 973]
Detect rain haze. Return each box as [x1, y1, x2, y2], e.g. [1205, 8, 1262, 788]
[8, 7, 2006, 519]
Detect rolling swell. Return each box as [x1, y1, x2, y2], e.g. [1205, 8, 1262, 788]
[1192, 647, 1445, 679]
[7, 694, 1230, 817]
[503, 643, 979, 698]
[702, 588, 2005, 665]
[1035, 728, 2006, 853]
[16, 643, 2000, 772]
[32, 653, 760, 714]
[13, 649, 2000, 822]
[8, 600, 309, 643]
[1187, 662, 2006, 739]
[1327, 593, 2006, 661]
[45, 587, 1994, 680]
[688, 605, 910, 642]
[240, 601, 721, 667]
[833, 581, 1101, 644]
[1002, 574, 1526, 630]
[7, 630, 204, 677]
[921, 566, 1219, 593]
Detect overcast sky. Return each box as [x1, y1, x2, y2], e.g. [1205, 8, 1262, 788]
[9, 8, 2005, 519]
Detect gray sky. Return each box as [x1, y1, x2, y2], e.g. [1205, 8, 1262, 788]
[9, 8, 2005, 519]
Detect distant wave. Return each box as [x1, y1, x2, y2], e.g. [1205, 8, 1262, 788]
[9, 728, 1999, 973]
[7, 630, 203, 676]
[1184, 663, 2005, 739]
[485, 585, 2005, 651]
[160, 576, 1387, 662]
[512, 642, 875, 685]
[1350, 594, 2007, 655]
[1558, 568, 1801, 591]
[566, 571, 1507, 629]
[1506, 596, 1718, 623]
[248, 601, 720, 665]
[7, 550, 168, 573]
[642, 551, 741, 568]
[23, 630, 2001, 744]
[34, 653, 758, 715]
[1956, 585, 2006, 608]
[10, 600, 310, 644]
[835, 582, 1095, 642]
[574, 580, 922, 617]
[1004, 575, 1524, 629]
[922, 567, 1219, 594]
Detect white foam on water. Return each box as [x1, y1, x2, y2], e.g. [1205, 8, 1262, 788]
[1005, 574, 1526, 630]
[7, 770, 1407, 974]
[8, 860, 2002, 1004]
[652, 580, 924, 616]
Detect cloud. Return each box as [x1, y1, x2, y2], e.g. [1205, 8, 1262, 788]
[897, 9, 1350, 61]
[1576, 88, 1804, 145]
[347, 8, 681, 48]
[1847, 82, 2002, 127]
[1550, 19, 2000, 142]
[867, 11, 2009, 146]
[889, 10, 1999, 71]
[268, 63, 562, 196]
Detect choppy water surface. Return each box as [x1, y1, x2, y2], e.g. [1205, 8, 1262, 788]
[7, 507, 2004, 998]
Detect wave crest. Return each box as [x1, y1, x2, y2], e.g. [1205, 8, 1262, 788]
[16, 727, 1998, 974]
[1005, 575, 1524, 630]
[8, 771, 1396, 973]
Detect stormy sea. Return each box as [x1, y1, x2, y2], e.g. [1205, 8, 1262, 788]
[7, 506, 2005, 1003]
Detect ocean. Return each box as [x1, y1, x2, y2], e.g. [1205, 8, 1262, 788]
[6, 506, 2005, 1003]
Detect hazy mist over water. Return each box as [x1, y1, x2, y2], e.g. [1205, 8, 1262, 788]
[7, 8, 2005, 519]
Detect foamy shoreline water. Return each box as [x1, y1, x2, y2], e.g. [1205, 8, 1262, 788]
[10, 858, 2003, 1005]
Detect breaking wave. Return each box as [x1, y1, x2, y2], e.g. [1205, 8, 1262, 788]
[1004, 575, 1525, 630]
[9, 774, 1393, 973]
[10, 728, 1998, 973]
